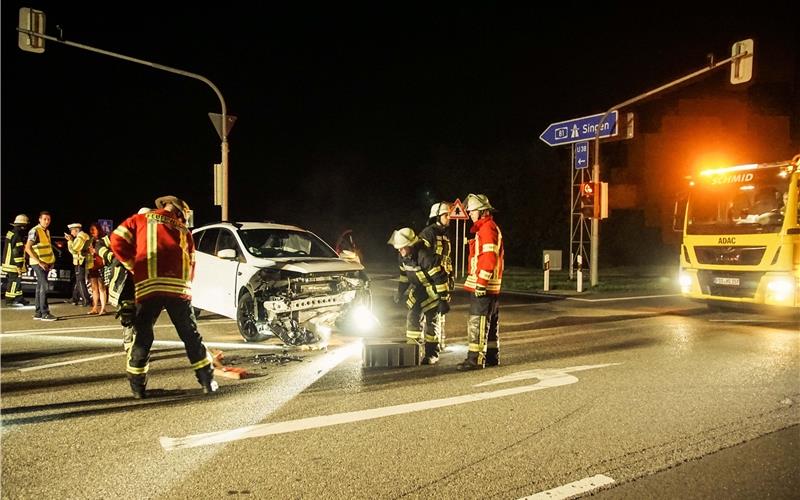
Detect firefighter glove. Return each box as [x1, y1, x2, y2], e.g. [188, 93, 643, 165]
[474, 285, 487, 298]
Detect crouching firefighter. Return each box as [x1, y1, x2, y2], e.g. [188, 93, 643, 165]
[459, 193, 504, 370]
[97, 208, 151, 351]
[110, 196, 217, 399]
[388, 227, 450, 365]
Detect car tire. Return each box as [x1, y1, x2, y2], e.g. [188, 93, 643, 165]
[237, 292, 268, 342]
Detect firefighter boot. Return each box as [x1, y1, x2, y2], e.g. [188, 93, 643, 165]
[421, 342, 440, 365]
[195, 365, 219, 395]
[457, 351, 484, 371]
[128, 373, 147, 399]
[485, 348, 500, 367]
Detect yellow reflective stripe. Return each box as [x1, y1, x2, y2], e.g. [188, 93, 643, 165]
[398, 275, 409, 283]
[146, 218, 157, 279]
[424, 334, 439, 343]
[190, 352, 213, 370]
[406, 330, 422, 339]
[180, 229, 190, 282]
[482, 243, 498, 253]
[468, 343, 482, 352]
[428, 266, 442, 276]
[415, 270, 429, 284]
[478, 270, 493, 280]
[113, 226, 133, 244]
[126, 364, 149, 375]
[435, 283, 449, 293]
[120, 258, 134, 271]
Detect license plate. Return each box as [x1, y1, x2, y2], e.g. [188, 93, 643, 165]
[713, 277, 740, 286]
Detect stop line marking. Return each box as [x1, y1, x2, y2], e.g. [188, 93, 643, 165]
[160, 363, 620, 451]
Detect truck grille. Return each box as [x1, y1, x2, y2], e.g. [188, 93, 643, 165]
[697, 270, 764, 298]
[693, 246, 766, 266]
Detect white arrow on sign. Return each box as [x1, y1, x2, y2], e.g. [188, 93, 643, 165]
[161, 363, 621, 451]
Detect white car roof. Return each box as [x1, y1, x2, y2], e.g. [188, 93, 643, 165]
[193, 221, 307, 232]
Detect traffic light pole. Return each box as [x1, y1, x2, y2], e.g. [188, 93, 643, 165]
[590, 45, 752, 287]
[16, 25, 231, 221]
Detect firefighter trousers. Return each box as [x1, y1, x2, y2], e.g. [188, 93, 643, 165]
[466, 294, 500, 367]
[405, 287, 444, 357]
[3, 270, 23, 302]
[127, 296, 212, 377]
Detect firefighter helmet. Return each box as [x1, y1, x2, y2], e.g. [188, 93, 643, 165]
[387, 227, 419, 249]
[464, 193, 494, 212]
[12, 214, 30, 225]
[155, 195, 191, 218]
[137, 207, 152, 215]
[429, 202, 452, 219]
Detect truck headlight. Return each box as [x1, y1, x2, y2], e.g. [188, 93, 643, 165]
[766, 277, 795, 304]
[679, 271, 692, 293]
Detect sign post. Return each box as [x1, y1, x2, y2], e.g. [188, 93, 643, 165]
[449, 199, 468, 280]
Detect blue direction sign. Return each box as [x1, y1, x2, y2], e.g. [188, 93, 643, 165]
[539, 111, 618, 147]
[574, 141, 589, 169]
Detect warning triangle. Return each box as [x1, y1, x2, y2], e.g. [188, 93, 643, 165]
[449, 198, 468, 220]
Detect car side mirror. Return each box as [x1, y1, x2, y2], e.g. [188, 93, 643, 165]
[217, 248, 237, 259]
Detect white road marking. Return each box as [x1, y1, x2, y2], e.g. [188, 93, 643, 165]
[19, 352, 126, 372]
[520, 474, 616, 499]
[0, 319, 236, 337]
[160, 363, 618, 451]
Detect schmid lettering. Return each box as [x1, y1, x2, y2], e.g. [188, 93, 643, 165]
[710, 173, 754, 185]
[718, 237, 736, 245]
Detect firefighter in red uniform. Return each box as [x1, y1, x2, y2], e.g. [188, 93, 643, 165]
[459, 193, 504, 370]
[110, 196, 217, 398]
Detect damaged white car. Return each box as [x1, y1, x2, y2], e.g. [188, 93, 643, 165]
[191, 222, 374, 345]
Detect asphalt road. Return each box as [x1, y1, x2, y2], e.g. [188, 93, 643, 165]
[1, 275, 798, 499]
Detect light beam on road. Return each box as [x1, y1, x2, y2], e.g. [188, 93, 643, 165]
[160, 363, 620, 451]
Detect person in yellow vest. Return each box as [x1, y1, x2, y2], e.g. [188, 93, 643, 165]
[65, 223, 91, 306]
[2, 214, 30, 307]
[24, 211, 57, 321]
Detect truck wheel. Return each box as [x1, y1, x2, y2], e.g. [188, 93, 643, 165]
[237, 293, 268, 342]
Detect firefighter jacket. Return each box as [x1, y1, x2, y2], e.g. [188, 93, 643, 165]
[419, 221, 453, 291]
[463, 215, 504, 295]
[68, 231, 91, 266]
[2, 226, 27, 273]
[27, 225, 55, 266]
[110, 209, 195, 302]
[396, 242, 450, 300]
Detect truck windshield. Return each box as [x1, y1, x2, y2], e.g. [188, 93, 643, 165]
[686, 167, 790, 235]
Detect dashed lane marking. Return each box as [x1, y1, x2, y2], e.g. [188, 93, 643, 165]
[519, 474, 616, 499]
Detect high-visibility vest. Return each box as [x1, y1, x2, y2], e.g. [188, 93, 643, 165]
[30, 226, 55, 265]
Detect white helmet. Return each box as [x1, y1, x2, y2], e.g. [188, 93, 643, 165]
[429, 202, 452, 219]
[137, 207, 152, 215]
[387, 227, 419, 249]
[464, 193, 494, 212]
[12, 214, 29, 225]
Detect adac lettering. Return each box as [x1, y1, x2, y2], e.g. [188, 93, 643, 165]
[718, 237, 736, 245]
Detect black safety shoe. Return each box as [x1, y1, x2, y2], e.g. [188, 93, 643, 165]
[456, 360, 483, 371]
[421, 355, 439, 365]
[485, 358, 500, 367]
[40, 313, 58, 321]
[131, 388, 147, 399]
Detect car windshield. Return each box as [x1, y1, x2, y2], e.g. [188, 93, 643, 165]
[237, 228, 338, 258]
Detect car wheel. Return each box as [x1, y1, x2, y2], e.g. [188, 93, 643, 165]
[237, 293, 268, 342]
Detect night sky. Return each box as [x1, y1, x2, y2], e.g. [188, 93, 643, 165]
[2, 3, 796, 264]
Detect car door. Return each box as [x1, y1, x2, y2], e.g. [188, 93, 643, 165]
[212, 228, 244, 318]
[191, 228, 220, 313]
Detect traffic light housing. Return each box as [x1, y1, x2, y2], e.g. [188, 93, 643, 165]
[580, 182, 597, 218]
[579, 182, 608, 219]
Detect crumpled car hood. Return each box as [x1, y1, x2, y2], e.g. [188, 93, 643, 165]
[248, 256, 364, 274]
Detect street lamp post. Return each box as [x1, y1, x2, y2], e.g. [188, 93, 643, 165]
[590, 41, 753, 287]
[17, 15, 230, 220]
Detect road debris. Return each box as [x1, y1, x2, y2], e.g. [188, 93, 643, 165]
[252, 352, 305, 367]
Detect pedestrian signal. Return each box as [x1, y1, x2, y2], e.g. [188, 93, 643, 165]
[579, 182, 597, 218]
